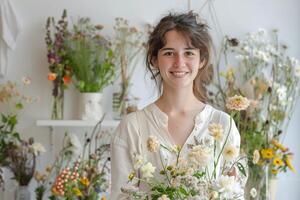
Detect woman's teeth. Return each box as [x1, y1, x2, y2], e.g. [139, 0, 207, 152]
[170, 71, 188, 77]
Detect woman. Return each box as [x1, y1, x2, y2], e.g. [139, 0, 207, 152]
[111, 12, 245, 199]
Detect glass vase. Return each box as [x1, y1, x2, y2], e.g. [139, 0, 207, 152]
[245, 164, 266, 200]
[112, 91, 128, 120]
[51, 83, 64, 120]
[15, 185, 30, 200]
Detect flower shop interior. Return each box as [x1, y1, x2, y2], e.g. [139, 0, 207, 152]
[0, 0, 299, 199]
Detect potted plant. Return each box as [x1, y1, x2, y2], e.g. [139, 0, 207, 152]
[0, 80, 45, 200]
[208, 29, 299, 199]
[111, 18, 146, 118]
[45, 9, 72, 120]
[65, 18, 115, 120]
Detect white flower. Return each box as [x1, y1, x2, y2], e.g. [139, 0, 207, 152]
[290, 57, 299, 67]
[218, 175, 235, 192]
[188, 145, 212, 167]
[257, 28, 267, 36]
[22, 76, 31, 85]
[226, 95, 250, 111]
[133, 153, 145, 170]
[222, 145, 239, 161]
[250, 187, 257, 198]
[276, 86, 287, 101]
[147, 135, 159, 152]
[121, 185, 139, 194]
[208, 123, 223, 141]
[30, 142, 46, 156]
[158, 194, 170, 200]
[65, 134, 82, 157]
[252, 149, 260, 164]
[140, 162, 156, 179]
[209, 191, 219, 199]
[295, 66, 300, 78]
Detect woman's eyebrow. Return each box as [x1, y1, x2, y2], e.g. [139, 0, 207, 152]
[160, 47, 197, 51]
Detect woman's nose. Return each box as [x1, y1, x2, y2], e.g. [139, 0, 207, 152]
[174, 54, 184, 67]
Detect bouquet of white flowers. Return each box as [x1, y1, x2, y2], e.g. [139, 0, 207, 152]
[122, 101, 248, 200]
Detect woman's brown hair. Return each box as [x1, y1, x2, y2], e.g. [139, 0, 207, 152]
[146, 11, 213, 102]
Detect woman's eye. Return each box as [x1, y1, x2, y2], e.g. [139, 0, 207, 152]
[163, 51, 174, 56]
[185, 51, 195, 56]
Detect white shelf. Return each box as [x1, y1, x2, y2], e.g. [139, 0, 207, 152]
[36, 119, 120, 127]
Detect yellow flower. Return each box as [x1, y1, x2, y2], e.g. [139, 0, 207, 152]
[101, 197, 106, 200]
[271, 169, 278, 175]
[208, 123, 224, 141]
[226, 95, 250, 111]
[225, 68, 235, 82]
[271, 139, 287, 152]
[273, 157, 284, 167]
[261, 148, 274, 159]
[285, 155, 296, 173]
[128, 172, 135, 181]
[80, 177, 90, 187]
[73, 187, 83, 196]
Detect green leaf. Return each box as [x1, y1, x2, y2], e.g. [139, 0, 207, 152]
[15, 103, 23, 110]
[237, 162, 247, 177]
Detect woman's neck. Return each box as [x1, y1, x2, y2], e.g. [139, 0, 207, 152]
[155, 85, 204, 116]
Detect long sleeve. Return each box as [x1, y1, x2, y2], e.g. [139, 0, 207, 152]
[110, 113, 141, 200]
[0, 0, 22, 77]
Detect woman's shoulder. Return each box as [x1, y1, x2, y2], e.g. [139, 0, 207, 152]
[206, 104, 232, 124]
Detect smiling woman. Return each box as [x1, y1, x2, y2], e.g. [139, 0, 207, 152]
[110, 12, 246, 200]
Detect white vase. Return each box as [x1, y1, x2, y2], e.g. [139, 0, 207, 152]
[268, 178, 277, 200]
[15, 185, 30, 200]
[78, 93, 104, 120]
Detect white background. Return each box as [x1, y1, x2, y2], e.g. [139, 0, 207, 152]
[0, 0, 299, 199]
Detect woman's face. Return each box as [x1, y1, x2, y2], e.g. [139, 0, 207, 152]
[153, 30, 202, 91]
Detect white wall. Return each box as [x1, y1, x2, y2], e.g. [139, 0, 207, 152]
[0, 0, 299, 199]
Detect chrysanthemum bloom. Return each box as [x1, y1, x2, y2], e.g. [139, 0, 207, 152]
[208, 123, 224, 141]
[271, 139, 287, 152]
[223, 145, 238, 161]
[140, 162, 156, 179]
[22, 76, 31, 85]
[226, 95, 250, 111]
[261, 148, 274, 159]
[273, 157, 284, 167]
[47, 72, 57, 81]
[158, 194, 170, 200]
[252, 149, 260, 164]
[250, 188, 257, 198]
[147, 135, 159, 152]
[209, 191, 219, 199]
[188, 145, 212, 167]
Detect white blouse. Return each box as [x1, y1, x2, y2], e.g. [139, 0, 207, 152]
[110, 103, 245, 200]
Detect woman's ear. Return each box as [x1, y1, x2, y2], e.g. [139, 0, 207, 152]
[199, 59, 206, 69]
[152, 57, 158, 68]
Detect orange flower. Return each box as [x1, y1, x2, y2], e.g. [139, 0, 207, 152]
[48, 73, 57, 81]
[63, 75, 71, 84]
[285, 155, 296, 173]
[271, 139, 288, 152]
